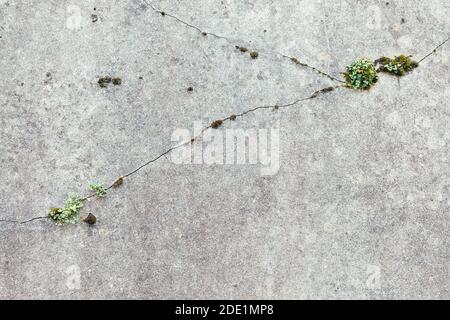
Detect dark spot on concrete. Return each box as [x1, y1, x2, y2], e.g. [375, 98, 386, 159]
[321, 86, 335, 93]
[187, 86, 194, 92]
[202, 32, 207, 36]
[46, 72, 51, 78]
[91, 14, 98, 23]
[161, 11, 166, 16]
[230, 114, 237, 120]
[237, 46, 248, 53]
[401, 18, 406, 24]
[139, 76, 143, 80]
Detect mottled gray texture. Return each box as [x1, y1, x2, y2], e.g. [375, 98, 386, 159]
[0, 0, 449, 299]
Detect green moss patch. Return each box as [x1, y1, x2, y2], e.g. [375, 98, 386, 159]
[375, 54, 418, 76]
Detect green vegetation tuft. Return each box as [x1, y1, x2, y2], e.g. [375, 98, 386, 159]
[375, 54, 418, 76]
[344, 59, 378, 90]
[48, 195, 84, 225]
[88, 183, 107, 197]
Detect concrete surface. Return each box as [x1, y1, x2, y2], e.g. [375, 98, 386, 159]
[0, 0, 449, 299]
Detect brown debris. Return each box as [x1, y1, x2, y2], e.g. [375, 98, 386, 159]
[112, 176, 124, 188]
[211, 120, 223, 129]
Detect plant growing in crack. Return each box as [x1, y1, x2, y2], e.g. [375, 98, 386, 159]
[48, 195, 84, 225]
[375, 54, 419, 76]
[89, 183, 107, 197]
[0, 4, 447, 227]
[344, 59, 378, 90]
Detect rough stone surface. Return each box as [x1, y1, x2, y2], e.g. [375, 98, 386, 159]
[0, 0, 449, 299]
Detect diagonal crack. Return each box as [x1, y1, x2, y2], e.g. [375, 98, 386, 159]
[0, 84, 341, 225]
[0, 1, 448, 225]
[418, 35, 450, 63]
[141, 0, 344, 84]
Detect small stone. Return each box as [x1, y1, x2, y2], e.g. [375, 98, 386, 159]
[82, 213, 97, 225]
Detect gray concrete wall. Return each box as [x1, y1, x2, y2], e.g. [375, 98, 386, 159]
[0, 0, 448, 299]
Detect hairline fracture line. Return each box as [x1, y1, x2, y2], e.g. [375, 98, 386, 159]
[0, 84, 342, 225]
[104, 27, 449, 187]
[140, 0, 345, 83]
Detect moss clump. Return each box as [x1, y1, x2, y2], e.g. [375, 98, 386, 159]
[290, 57, 301, 64]
[236, 46, 248, 52]
[236, 46, 258, 59]
[211, 120, 223, 129]
[344, 59, 378, 90]
[375, 54, 418, 76]
[89, 183, 107, 197]
[250, 51, 259, 59]
[112, 77, 122, 85]
[98, 77, 112, 88]
[48, 195, 84, 225]
[112, 176, 124, 188]
[229, 114, 237, 121]
[98, 76, 121, 87]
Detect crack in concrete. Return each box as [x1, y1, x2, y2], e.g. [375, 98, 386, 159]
[141, 0, 344, 84]
[0, 216, 47, 225]
[0, 1, 448, 225]
[1, 84, 341, 225]
[418, 35, 450, 63]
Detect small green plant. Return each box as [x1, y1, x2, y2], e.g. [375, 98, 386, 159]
[89, 183, 107, 197]
[344, 59, 378, 90]
[375, 54, 418, 76]
[48, 195, 84, 224]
